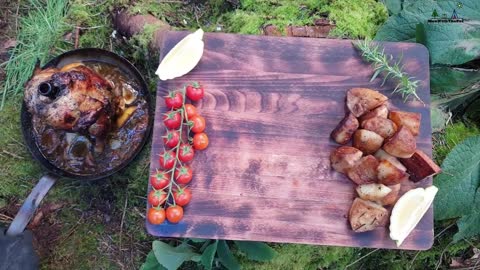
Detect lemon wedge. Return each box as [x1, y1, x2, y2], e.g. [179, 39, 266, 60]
[389, 186, 438, 246]
[155, 28, 204, 81]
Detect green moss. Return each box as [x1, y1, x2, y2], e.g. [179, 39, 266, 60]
[239, 244, 357, 270]
[0, 95, 41, 198]
[326, 0, 388, 38]
[219, 0, 386, 38]
[433, 121, 480, 164]
[68, 0, 115, 48]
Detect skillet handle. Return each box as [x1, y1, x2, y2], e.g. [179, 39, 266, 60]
[6, 174, 57, 236]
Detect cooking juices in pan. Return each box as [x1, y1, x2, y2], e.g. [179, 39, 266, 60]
[30, 62, 149, 175]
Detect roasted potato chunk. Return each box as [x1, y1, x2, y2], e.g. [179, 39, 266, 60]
[361, 117, 397, 138]
[400, 150, 442, 182]
[389, 110, 421, 136]
[383, 126, 416, 158]
[377, 159, 409, 185]
[347, 155, 379, 185]
[356, 183, 392, 202]
[374, 149, 407, 171]
[359, 104, 389, 122]
[349, 198, 388, 232]
[330, 146, 363, 174]
[380, 184, 401, 206]
[353, 129, 384, 154]
[346, 88, 388, 117]
[331, 113, 359, 145]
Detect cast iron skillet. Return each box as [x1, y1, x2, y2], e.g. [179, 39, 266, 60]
[6, 48, 153, 236]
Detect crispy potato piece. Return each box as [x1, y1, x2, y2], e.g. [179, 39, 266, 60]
[374, 149, 407, 172]
[389, 110, 421, 136]
[400, 150, 442, 182]
[331, 113, 359, 145]
[346, 88, 388, 117]
[380, 184, 401, 206]
[361, 117, 397, 138]
[359, 104, 389, 122]
[347, 155, 379, 185]
[377, 160, 409, 185]
[383, 126, 416, 158]
[330, 146, 363, 174]
[356, 183, 392, 202]
[349, 198, 388, 232]
[353, 129, 384, 154]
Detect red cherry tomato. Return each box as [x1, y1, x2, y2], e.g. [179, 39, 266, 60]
[148, 190, 167, 207]
[184, 104, 198, 120]
[174, 188, 192, 207]
[163, 111, 182, 129]
[159, 150, 176, 169]
[150, 170, 170, 190]
[147, 208, 166, 225]
[165, 91, 183, 109]
[178, 144, 194, 162]
[193, 132, 209, 150]
[166, 205, 184, 223]
[186, 82, 204, 101]
[190, 115, 205, 133]
[163, 130, 180, 148]
[174, 166, 193, 184]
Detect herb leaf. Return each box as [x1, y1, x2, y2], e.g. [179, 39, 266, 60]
[353, 39, 422, 103]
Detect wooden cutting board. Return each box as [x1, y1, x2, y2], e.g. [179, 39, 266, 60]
[147, 31, 433, 250]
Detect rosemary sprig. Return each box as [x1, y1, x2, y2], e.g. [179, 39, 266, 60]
[353, 39, 423, 103]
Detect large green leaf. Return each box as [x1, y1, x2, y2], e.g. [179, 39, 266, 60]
[152, 241, 200, 270]
[383, 0, 403, 15]
[217, 240, 240, 270]
[140, 251, 166, 270]
[375, 0, 480, 42]
[200, 241, 218, 270]
[431, 67, 480, 94]
[430, 106, 450, 133]
[454, 209, 480, 241]
[434, 136, 480, 240]
[421, 21, 480, 65]
[234, 241, 277, 262]
[464, 98, 480, 122]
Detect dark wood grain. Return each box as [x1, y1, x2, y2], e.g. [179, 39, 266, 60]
[147, 31, 433, 250]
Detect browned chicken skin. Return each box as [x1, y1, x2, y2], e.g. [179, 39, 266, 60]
[24, 64, 116, 152]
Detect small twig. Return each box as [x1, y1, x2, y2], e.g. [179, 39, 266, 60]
[345, 248, 379, 269]
[435, 242, 453, 270]
[74, 26, 80, 49]
[119, 193, 128, 251]
[15, 0, 20, 32]
[2, 150, 23, 159]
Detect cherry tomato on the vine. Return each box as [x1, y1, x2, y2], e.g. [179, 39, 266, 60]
[165, 91, 183, 109]
[190, 115, 205, 133]
[150, 170, 170, 190]
[174, 188, 192, 207]
[166, 205, 184, 223]
[159, 150, 176, 169]
[163, 111, 182, 129]
[148, 190, 167, 207]
[174, 166, 193, 184]
[193, 132, 209, 150]
[147, 208, 166, 225]
[186, 82, 204, 101]
[184, 104, 198, 120]
[163, 130, 180, 148]
[178, 144, 194, 162]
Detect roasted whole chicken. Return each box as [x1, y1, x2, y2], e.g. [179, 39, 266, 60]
[24, 63, 117, 153]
